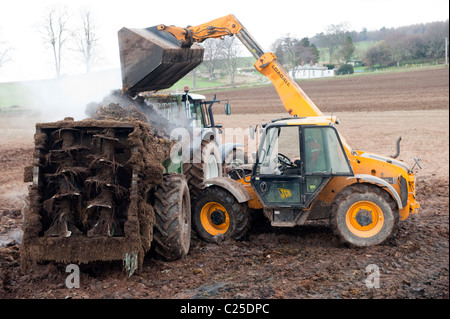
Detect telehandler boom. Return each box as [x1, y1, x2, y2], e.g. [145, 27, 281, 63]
[119, 14, 323, 117]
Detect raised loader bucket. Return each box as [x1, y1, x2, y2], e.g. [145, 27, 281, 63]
[118, 26, 204, 95]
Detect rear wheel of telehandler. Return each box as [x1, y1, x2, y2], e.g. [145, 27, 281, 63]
[153, 174, 191, 261]
[330, 184, 399, 247]
[193, 186, 250, 242]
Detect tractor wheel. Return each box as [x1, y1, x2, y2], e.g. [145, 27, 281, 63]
[193, 186, 250, 242]
[153, 174, 191, 261]
[183, 140, 222, 199]
[330, 184, 398, 247]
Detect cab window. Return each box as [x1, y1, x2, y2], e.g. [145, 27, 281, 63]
[303, 127, 352, 175]
[159, 101, 182, 122]
[257, 125, 300, 175]
[189, 100, 204, 128]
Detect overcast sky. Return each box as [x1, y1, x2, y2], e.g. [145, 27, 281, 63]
[0, 0, 448, 83]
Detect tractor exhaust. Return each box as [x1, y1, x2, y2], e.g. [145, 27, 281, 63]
[390, 136, 402, 159]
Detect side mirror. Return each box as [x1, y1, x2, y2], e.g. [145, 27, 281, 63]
[249, 126, 255, 140]
[224, 103, 231, 115]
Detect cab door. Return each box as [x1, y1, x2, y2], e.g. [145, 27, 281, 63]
[251, 124, 305, 208]
[301, 125, 353, 204]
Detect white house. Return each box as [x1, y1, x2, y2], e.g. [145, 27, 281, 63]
[290, 63, 335, 79]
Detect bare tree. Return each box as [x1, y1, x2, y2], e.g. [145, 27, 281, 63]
[271, 36, 319, 77]
[271, 35, 300, 77]
[0, 28, 11, 70]
[385, 31, 409, 66]
[201, 38, 225, 80]
[76, 9, 99, 73]
[191, 68, 197, 89]
[336, 35, 355, 63]
[424, 20, 449, 64]
[362, 41, 392, 68]
[0, 41, 11, 70]
[41, 6, 71, 78]
[221, 36, 241, 87]
[317, 22, 351, 63]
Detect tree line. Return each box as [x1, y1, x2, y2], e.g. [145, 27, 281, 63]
[358, 20, 449, 67]
[197, 19, 449, 82]
[273, 19, 449, 70]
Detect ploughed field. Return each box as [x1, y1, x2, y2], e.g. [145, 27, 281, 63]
[0, 67, 448, 299]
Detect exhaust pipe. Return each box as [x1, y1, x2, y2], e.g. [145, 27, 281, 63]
[390, 136, 402, 158]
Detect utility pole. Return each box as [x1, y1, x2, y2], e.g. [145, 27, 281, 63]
[445, 37, 448, 66]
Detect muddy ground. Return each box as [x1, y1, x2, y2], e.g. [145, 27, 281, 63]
[0, 67, 448, 300]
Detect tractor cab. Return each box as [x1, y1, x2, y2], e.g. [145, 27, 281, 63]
[141, 91, 206, 128]
[142, 88, 230, 131]
[251, 117, 354, 213]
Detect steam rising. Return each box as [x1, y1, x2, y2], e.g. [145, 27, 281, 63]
[5, 68, 193, 137]
[86, 89, 193, 137]
[22, 69, 122, 122]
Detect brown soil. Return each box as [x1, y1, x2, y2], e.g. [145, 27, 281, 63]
[0, 67, 448, 300]
[206, 67, 449, 114]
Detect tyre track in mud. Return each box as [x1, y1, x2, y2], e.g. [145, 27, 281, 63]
[1, 176, 447, 299]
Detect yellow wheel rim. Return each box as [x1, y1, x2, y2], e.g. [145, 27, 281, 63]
[345, 201, 384, 238]
[200, 202, 230, 236]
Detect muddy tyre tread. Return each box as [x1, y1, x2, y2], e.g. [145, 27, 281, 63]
[153, 174, 191, 261]
[330, 183, 399, 247]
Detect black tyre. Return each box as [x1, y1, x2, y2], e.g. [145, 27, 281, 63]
[193, 186, 250, 242]
[183, 140, 222, 200]
[153, 174, 191, 261]
[330, 184, 399, 247]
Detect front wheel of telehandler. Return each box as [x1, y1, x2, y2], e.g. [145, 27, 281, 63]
[330, 184, 399, 247]
[193, 186, 250, 243]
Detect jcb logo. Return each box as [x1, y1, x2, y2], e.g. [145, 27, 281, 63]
[278, 188, 292, 199]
